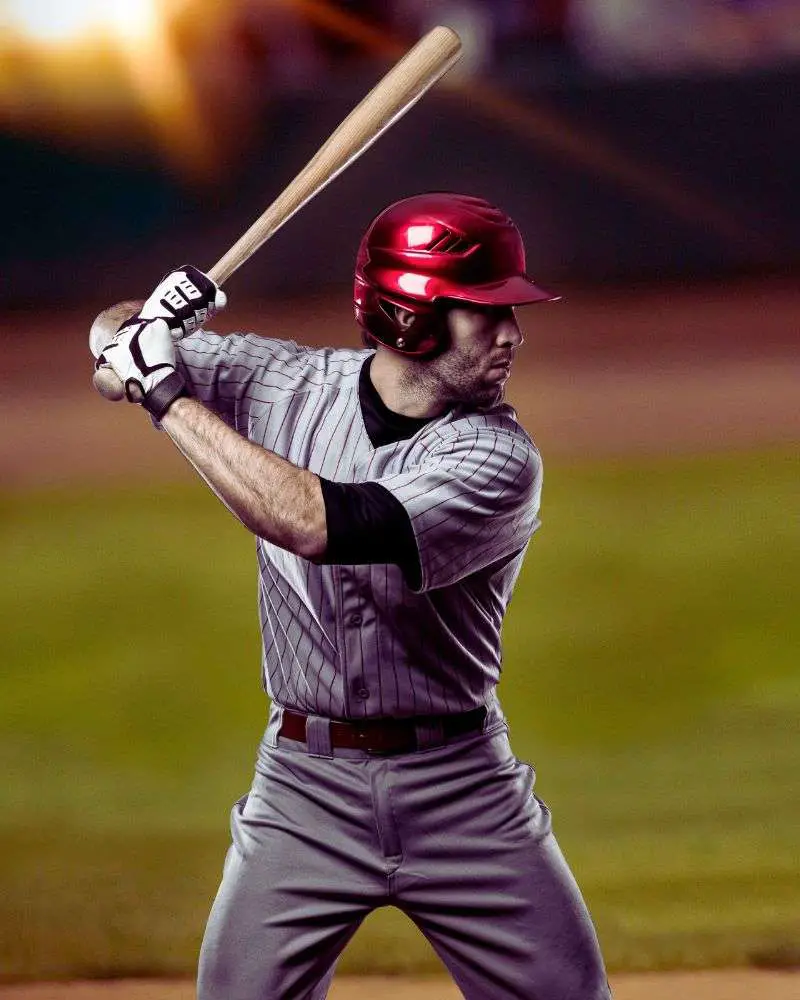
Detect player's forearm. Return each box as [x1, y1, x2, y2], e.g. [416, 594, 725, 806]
[161, 396, 327, 559]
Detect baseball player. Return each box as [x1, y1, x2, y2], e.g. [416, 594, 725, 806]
[94, 192, 611, 1000]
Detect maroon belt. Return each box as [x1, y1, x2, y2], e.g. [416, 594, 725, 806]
[278, 706, 488, 754]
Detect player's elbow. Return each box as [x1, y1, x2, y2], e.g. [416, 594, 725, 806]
[252, 516, 327, 561]
[252, 473, 328, 561]
[294, 475, 328, 560]
[293, 517, 328, 561]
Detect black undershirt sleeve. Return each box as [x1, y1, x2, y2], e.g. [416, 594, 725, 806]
[317, 478, 421, 589]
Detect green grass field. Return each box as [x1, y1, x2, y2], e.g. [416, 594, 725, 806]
[1, 448, 798, 981]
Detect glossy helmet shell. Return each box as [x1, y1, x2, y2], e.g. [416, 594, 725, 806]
[354, 192, 556, 357]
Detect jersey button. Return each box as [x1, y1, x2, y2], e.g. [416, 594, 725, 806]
[349, 613, 363, 626]
[351, 676, 370, 700]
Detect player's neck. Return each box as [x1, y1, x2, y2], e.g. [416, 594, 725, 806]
[369, 349, 447, 419]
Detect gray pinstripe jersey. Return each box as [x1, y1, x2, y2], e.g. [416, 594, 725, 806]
[176, 331, 542, 719]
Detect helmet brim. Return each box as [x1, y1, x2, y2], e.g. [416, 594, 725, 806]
[438, 275, 559, 307]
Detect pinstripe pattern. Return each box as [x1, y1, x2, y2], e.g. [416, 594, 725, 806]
[176, 331, 542, 719]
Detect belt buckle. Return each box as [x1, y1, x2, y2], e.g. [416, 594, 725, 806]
[361, 723, 392, 754]
[353, 724, 371, 748]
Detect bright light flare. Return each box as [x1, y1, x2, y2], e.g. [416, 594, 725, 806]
[398, 273, 432, 297]
[406, 225, 436, 249]
[0, 0, 217, 181]
[5, 0, 159, 46]
[107, 1, 160, 41]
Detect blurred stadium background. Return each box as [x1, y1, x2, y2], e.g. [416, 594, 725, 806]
[1, 0, 798, 991]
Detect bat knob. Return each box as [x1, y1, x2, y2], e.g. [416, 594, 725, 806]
[90, 299, 144, 402]
[89, 300, 144, 357]
[93, 365, 125, 402]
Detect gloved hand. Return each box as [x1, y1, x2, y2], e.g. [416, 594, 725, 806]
[97, 317, 187, 418]
[93, 265, 226, 415]
[129, 264, 227, 340]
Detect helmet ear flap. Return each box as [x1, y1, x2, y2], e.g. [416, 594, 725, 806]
[379, 300, 416, 350]
[357, 284, 445, 357]
[377, 298, 415, 351]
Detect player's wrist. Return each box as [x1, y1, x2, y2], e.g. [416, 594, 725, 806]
[141, 369, 191, 420]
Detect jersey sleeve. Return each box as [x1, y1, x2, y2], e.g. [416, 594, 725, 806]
[317, 479, 421, 585]
[374, 423, 542, 593]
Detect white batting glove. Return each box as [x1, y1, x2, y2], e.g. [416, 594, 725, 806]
[135, 264, 227, 341]
[95, 264, 226, 416]
[97, 317, 188, 419]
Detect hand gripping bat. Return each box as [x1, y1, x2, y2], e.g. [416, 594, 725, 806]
[90, 25, 462, 399]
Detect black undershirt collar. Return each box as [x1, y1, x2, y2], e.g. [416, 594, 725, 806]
[359, 355, 433, 448]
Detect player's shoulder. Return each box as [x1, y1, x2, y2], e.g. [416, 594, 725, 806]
[433, 403, 539, 458]
[417, 405, 541, 496]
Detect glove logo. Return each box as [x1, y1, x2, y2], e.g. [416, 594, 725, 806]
[159, 274, 202, 317]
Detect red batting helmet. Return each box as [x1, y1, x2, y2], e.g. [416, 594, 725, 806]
[354, 192, 557, 357]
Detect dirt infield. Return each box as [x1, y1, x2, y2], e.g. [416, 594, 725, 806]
[1, 277, 798, 488]
[2, 970, 798, 1000]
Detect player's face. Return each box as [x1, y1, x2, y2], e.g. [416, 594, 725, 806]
[432, 304, 524, 409]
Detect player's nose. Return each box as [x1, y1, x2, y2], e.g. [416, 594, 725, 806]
[494, 311, 524, 349]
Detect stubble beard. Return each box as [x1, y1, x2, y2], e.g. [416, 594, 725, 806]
[430, 353, 505, 410]
[398, 352, 505, 414]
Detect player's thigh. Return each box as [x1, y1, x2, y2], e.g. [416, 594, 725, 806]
[393, 735, 610, 999]
[405, 826, 610, 1000]
[198, 836, 364, 1000]
[198, 754, 382, 1000]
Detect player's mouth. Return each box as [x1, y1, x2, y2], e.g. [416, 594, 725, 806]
[488, 359, 513, 380]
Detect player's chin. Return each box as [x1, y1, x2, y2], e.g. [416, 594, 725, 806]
[471, 385, 505, 410]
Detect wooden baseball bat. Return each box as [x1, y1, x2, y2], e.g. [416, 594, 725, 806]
[92, 25, 462, 401]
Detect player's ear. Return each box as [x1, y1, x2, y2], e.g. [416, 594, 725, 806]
[394, 306, 415, 331]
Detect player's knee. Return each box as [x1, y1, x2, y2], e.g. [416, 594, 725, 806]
[531, 943, 611, 1000]
[196, 911, 258, 1000]
[196, 949, 235, 1000]
[558, 958, 613, 1000]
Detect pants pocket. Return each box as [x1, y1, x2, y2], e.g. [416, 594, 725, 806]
[228, 792, 252, 861]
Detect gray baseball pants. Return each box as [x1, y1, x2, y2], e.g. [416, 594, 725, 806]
[197, 711, 611, 1000]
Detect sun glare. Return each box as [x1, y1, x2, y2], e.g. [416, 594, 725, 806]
[0, 0, 216, 179]
[108, 1, 161, 42]
[5, 0, 159, 45]
[5, 0, 101, 45]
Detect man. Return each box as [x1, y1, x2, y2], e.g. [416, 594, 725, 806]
[95, 192, 611, 1000]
